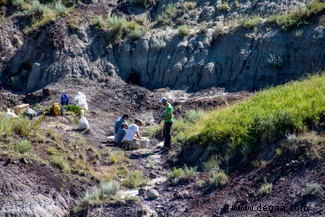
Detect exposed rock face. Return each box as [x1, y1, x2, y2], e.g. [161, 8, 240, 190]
[0, 159, 72, 216]
[0, 1, 324, 93]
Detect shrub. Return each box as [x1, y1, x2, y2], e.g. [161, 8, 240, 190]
[106, 15, 128, 41]
[304, 183, 321, 195]
[178, 25, 190, 37]
[216, 2, 230, 12]
[167, 166, 197, 181]
[153, 37, 166, 50]
[16, 139, 32, 154]
[129, 27, 143, 40]
[50, 155, 70, 172]
[54, 1, 67, 16]
[184, 109, 204, 123]
[182, 1, 196, 10]
[203, 155, 220, 171]
[214, 25, 225, 38]
[268, 1, 325, 31]
[156, 3, 177, 25]
[209, 169, 228, 186]
[123, 170, 145, 188]
[109, 151, 125, 164]
[93, 15, 105, 29]
[267, 53, 283, 69]
[258, 183, 273, 195]
[242, 16, 262, 29]
[99, 180, 120, 198]
[63, 105, 83, 116]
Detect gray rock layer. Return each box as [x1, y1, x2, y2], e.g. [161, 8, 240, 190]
[2, 17, 325, 93]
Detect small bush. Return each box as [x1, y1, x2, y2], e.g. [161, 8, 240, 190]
[123, 170, 145, 188]
[46, 146, 59, 155]
[184, 109, 204, 123]
[50, 155, 70, 172]
[167, 166, 198, 181]
[258, 183, 272, 195]
[216, 2, 230, 12]
[304, 183, 321, 195]
[242, 16, 262, 29]
[153, 37, 166, 50]
[93, 15, 105, 29]
[203, 155, 220, 171]
[129, 27, 143, 40]
[178, 25, 190, 37]
[167, 168, 185, 180]
[182, 1, 196, 10]
[54, 1, 67, 16]
[214, 25, 225, 38]
[156, 3, 177, 25]
[267, 53, 283, 69]
[16, 140, 32, 154]
[109, 151, 125, 164]
[209, 169, 228, 186]
[99, 180, 120, 198]
[63, 105, 83, 116]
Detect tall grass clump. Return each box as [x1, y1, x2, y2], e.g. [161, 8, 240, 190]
[177, 74, 325, 159]
[156, 3, 177, 25]
[167, 165, 197, 181]
[0, 116, 41, 139]
[268, 0, 325, 31]
[123, 170, 146, 188]
[242, 16, 262, 29]
[16, 139, 32, 154]
[83, 180, 120, 205]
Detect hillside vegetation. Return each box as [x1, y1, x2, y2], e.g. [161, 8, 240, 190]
[171, 73, 324, 159]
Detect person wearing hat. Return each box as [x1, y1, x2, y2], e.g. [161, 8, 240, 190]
[124, 119, 143, 150]
[114, 114, 129, 143]
[159, 97, 174, 149]
[115, 123, 128, 145]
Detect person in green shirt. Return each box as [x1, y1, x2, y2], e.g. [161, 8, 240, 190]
[159, 97, 174, 149]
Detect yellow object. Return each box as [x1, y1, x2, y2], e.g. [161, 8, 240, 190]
[52, 103, 61, 116]
[13, 104, 29, 115]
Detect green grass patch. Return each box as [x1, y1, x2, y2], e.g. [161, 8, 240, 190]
[16, 139, 32, 154]
[176, 74, 325, 159]
[242, 16, 262, 29]
[268, 0, 325, 31]
[63, 105, 83, 116]
[123, 170, 146, 188]
[50, 155, 70, 172]
[167, 165, 197, 181]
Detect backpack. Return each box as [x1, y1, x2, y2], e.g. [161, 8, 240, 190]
[52, 103, 61, 116]
[60, 94, 71, 105]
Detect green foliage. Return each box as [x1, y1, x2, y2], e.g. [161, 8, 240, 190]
[178, 25, 190, 37]
[109, 151, 125, 164]
[167, 165, 197, 181]
[146, 124, 162, 139]
[156, 3, 177, 25]
[54, 1, 67, 16]
[258, 183, 273, 195]
[184, 109, 204, 123]
[63, 105, 83, 116]
[177, 74, 325, 160]
[209, 168, 228, 186]
[123, 170, 145, 188]
[216, 2, 230, 12]
[268, 0, 325, 31]
[83, 180, 120, 205]
[16, 139, 32, 154]
[50, 155, 70, 172]
[153, 37, 166, 50]
[214, 25, 225, 38]
[0, 116, 41, 139]
[182, 1, 196, 11]
[267, 53, 283, 69]
[129, 27, 143, 40]
[304, 183, 321, 195]
[242, 16, 262, 29]
[203, 155, 220, 171]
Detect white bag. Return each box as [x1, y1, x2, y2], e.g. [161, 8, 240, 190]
[74, 92, 88, 111]
[78, 116, 89, 130]
[6, 108, 18, 118]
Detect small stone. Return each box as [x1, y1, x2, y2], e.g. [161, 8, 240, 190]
[147, 189, 159, 199]
[138, 187, 147, 195]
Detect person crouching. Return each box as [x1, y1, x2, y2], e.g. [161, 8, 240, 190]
[115, 123, 128, 146]
[123, 119, 143, 150]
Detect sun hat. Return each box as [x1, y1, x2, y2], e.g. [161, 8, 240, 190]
[159, 97, 167, 103]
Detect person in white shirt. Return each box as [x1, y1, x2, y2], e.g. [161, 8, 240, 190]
[124, 119, 143, 150]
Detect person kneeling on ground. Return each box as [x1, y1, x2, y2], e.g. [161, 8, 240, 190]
[123, 119, 143, 150]
[114, 114, 129, 143]
[115, 123, 128, 146]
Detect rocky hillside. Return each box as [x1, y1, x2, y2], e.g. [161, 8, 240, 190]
[0, 0, 324, 92]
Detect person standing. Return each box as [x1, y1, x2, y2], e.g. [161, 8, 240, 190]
[160, 97, 174, 149]
[114, 114, 129, 143]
